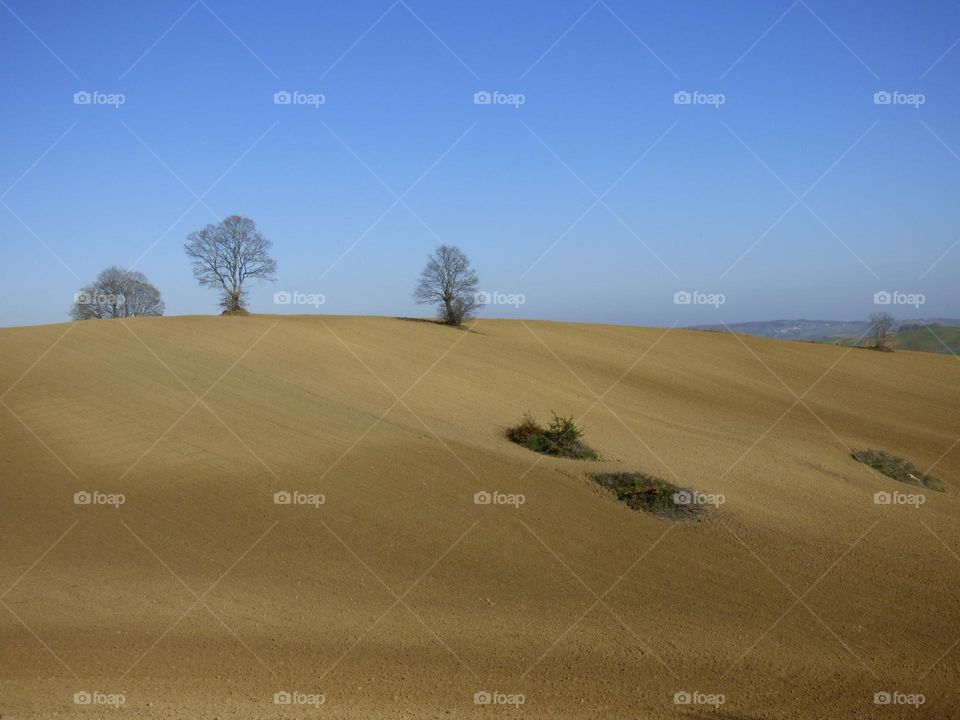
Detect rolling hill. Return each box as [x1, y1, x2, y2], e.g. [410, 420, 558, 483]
[692, 318, 960, 345]
[822, 324, 960, 356]
[2, 315, 959, 718]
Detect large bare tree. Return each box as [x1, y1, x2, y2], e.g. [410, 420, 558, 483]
[414, 244, 481, 326]
[184, 215, 277, 313]
[70, 266, 164, 320]
[868, 311, 895, 351]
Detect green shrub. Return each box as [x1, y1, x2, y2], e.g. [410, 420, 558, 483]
[546, 413, 581, 449]
[506, 412, 542, 446]
[526, 434, 550, 454]
[851, 449, 945, 492]
[589, 472, 706, 520]
[506, 411, 599, 460]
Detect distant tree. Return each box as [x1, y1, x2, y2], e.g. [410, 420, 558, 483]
[414, 244, 481, 326]
[70, 266, 164, 320]
[868, 311, 895, 351]
[184, 215, 277, 313]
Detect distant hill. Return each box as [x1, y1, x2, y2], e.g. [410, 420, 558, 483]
[823, 324, 960, 355]
[692, 319, 960, 352]
[690, 319, 872, 340]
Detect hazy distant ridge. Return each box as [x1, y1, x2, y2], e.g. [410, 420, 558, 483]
[690, 318, 960, 341]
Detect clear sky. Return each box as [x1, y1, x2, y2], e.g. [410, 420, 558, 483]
[1, 0, 958, 327]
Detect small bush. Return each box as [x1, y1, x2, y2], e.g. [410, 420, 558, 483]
[852, 449, 945, 492]
[506, 412, 542, 446]
[589, 472, 705, 520]
[546, 413, 581, 449]
[506, 411, 599, 460]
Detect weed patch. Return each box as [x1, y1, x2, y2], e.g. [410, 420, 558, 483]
[589, 472, 710, 519]
[506, 412, 598, 460]
[852, 449, 945, 492]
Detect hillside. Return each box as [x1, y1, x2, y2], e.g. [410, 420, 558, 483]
[2, 315, 959, 719]
[692, 318, 960, 346]
[691, 318, 874, 340]
[823, 325, 960, 355]
[894, 325, 960, 354]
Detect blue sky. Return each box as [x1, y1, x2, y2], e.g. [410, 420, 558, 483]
[1, 0, 958, 327]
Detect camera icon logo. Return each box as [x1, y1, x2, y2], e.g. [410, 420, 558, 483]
[673, 90, 692, 105]
[474, 491, 492, 505]
[73, 91, 92, 105]
[273, 291, 292, 305]
[873, 90, 892, 105]
[73, 691, 92, 704]
[874, 691, 892, 705]
[74, 491, 92, 505]
[474, 291, 491, 305]
[873, 491, 892, 505]
[873, 290, 892, 305]
[273, 90, 292, 105]
[273, 690, 292, 704]
[473, 90, 492, 105]
[673, 690, 692, 704]
[274, 491, 292, 505]
[672, 490, 692, 506]
[474, 691, 492, 705]
[673, 290, 692, 305]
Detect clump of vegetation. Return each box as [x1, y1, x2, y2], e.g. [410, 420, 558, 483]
[851, 449, 945, 492]
[506, 412, 598, 460]
[589, 472, 706, 519]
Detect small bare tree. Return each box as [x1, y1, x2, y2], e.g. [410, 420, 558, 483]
[414, 244, 481, 326]
[868, 311, 895, 351]
[70, 266, 164, 320]
[184, 215, 277, 313]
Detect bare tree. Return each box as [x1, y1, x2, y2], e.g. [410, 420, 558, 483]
[868, 311, 895, 351]
[414, 244, 481, 326]
[184, 215, 277, 313]
[70, 266, 164, 320]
